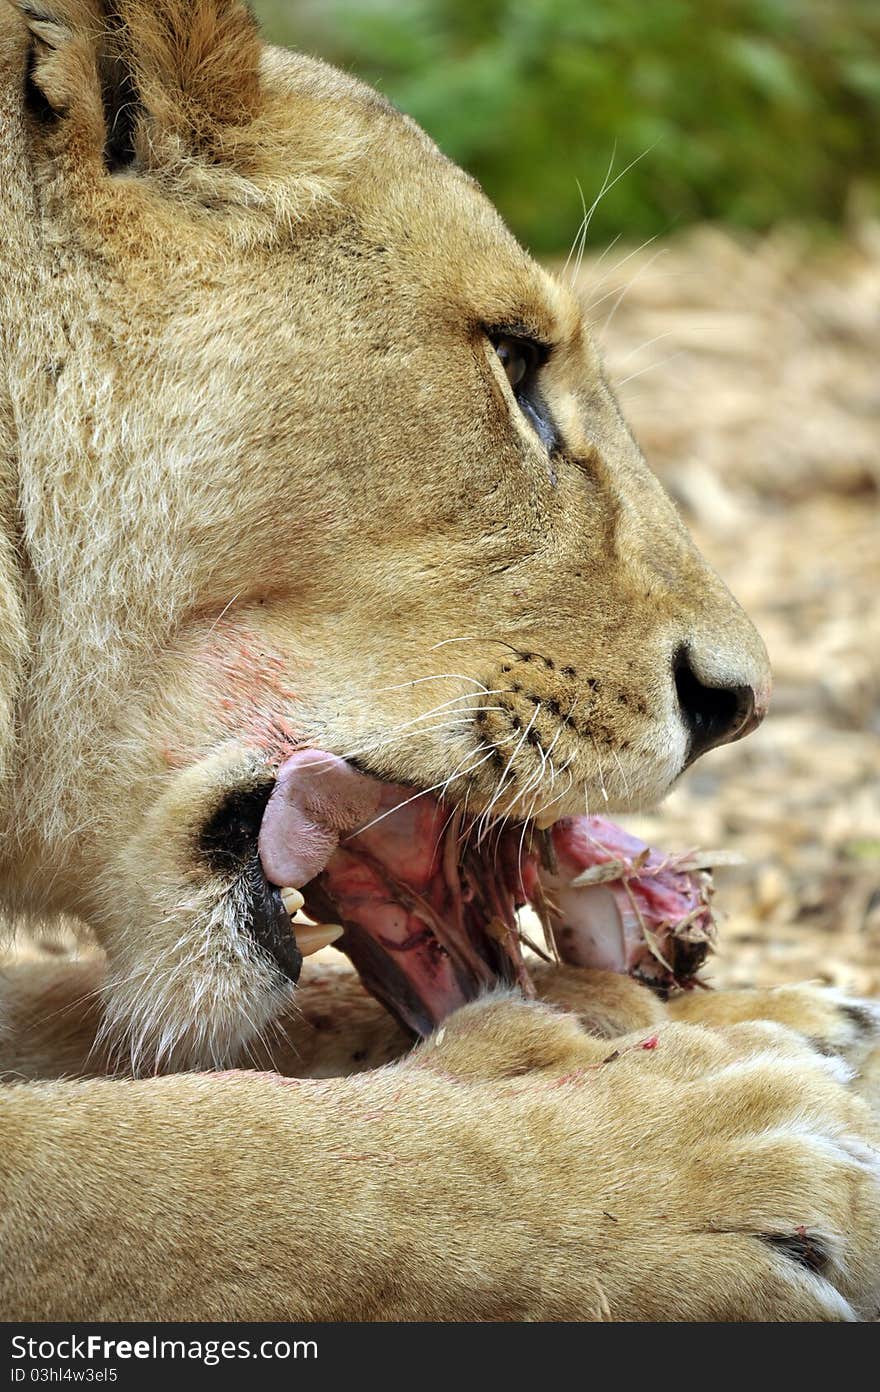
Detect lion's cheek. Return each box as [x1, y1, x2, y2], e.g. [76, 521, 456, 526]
[155, 616, 310, 770]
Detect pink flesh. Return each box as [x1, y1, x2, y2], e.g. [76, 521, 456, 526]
[301, 791, 533, 1037]
[259, 752, 716, 1035]
[535, 817, 716, 989]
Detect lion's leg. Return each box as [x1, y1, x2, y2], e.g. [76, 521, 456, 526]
[0, 956, 109, 1081]
[0, 939, 668, 1084]
[530, 961, 880, 1112]
[1, 951, 629, 1083]
[3, 992, 880, 1321]
[7, 947, 879, 1112]
[0, 950, 413, 1080]
[291, 961, 880, 1101]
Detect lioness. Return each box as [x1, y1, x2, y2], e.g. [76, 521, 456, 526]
[1, 0, 878, 1322]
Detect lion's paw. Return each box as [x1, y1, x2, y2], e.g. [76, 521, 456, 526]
[402, 996, 880, 1318]
[668, 984, 880, 1104]
[591, 1018, 880, 1320]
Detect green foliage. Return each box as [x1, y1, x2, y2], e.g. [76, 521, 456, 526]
[254, 0, 880, 253]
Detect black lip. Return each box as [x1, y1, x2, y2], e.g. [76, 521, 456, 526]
[243, 857, 303, 985]
[199, 779, 276, 872]
[198, 779, 302, 984]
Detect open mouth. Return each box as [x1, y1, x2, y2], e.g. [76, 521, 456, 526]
[252, 750, 718, 1037]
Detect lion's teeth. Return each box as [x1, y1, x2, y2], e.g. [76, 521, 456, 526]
[280, 886, 305, 914]
[297, 923, 344, 956]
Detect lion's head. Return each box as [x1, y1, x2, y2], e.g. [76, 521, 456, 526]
[0, 1, 769, 1067]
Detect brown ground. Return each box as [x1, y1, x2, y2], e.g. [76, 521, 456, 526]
[573, 224, 880, 996]
[12, 225, 880, 1003]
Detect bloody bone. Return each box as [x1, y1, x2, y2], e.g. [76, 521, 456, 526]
[529, 816, 718, 991]
[259, 750, 719, 1036]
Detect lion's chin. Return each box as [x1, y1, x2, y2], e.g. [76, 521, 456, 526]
[250, 750, 715, 1037]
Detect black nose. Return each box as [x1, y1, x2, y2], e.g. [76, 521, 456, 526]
[674, 647, 758, 764]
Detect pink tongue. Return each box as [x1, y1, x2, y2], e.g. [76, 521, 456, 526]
[258, 750, 382, 888]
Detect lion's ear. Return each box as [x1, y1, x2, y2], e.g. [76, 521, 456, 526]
[16, 0, 262, 174]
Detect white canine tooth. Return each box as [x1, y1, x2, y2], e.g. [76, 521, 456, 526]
[280, 886, 305, 914]
[296, 923, 344, 957]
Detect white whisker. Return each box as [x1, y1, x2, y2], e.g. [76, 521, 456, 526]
[476, 702, 542, 846]
[616, 351, 684, 389]
[601, 247, 667, 337]
[584, 232, 659, 310]
[344, 744, 501, 842]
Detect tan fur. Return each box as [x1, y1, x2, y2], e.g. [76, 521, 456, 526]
[0, 0, 878, 1320]
[2, 952, 880, 1320]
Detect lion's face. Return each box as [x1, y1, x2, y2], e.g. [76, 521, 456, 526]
[109, 51, 768, 818]
[0, 2, 769, 1067]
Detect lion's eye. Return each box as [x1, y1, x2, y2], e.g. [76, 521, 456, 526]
[492, 335, 538, 391]
[487, 328, 558, 457]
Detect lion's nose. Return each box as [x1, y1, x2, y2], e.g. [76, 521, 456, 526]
[673, 645, 770, 764]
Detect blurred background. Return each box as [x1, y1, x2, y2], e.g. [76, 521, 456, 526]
[254, 0, 880, 994]
[258, 0, 880, 252]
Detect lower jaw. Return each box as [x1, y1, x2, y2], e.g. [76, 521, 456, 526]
[301, 802, 535, 1037]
